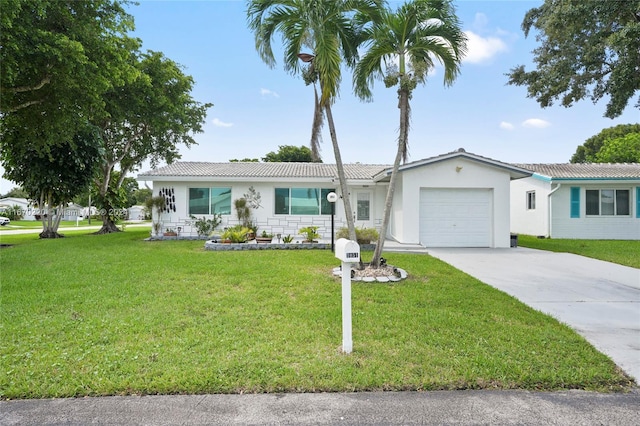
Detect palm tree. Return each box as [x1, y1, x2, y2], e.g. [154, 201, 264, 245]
[247, 0, 383, 242]
[354, 0, 467, 267]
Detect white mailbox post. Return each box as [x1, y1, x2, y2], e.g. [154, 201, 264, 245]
[335, 238, 360, 354]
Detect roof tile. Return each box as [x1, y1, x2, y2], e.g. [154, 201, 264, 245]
[138, 162, 391, 180]
[513, 163, 640, 179]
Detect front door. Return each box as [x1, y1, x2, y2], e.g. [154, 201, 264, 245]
[354, 190, 373, 228]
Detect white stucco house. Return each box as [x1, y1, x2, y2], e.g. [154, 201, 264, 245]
[0, 197, 36, 220]
[510, 163, 640, 239]
[137, 149, 533, 248]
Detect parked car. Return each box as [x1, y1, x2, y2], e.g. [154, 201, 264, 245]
[0, 216, 10, 226]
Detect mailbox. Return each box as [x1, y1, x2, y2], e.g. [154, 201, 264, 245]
[335, 238, 360, 263]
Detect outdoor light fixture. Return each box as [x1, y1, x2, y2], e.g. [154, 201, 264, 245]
[327, 192, 338, 252]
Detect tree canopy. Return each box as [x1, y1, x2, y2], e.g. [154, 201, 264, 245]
[595, 133, 640, 163]
[262, 145, 318, 162]
[0, 0, 139, 152]
[570, 124, 640, 163]
[0, 124, 104, 237]
[94, 50, 212, 233]
[507, 0, 640, 118]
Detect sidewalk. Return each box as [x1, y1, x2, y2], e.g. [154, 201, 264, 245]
[0, 222, 151, 235]
[2, 389, 639, 425]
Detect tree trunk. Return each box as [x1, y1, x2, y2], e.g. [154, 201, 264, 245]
[94, 199, 122, 234]
[95, 218, 121, 234]
[39, 200, 64, 239]
[370, 88, 411, 267]
[324, 103, 357, 242]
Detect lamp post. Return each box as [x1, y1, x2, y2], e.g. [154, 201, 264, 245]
[327, 192, 338, 252]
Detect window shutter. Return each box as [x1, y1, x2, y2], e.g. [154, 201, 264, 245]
[636, 187, 640, 218]
[570, 187, 580, 218]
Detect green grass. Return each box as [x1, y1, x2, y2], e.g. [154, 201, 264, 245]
[1, 220, 99, 229]
[517, 235, 640, 269]
[0, 230, 633, 399]
[0, 220, 151, 230]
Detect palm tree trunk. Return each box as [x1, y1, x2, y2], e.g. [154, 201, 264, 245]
[324, 103, 357, 242]
[370, 88, 411, 267]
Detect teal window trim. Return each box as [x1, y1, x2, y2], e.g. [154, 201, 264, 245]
[570, 187, 580, 218]
[636, 187, 640, 218]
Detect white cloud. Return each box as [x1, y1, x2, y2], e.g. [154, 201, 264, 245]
[522, 118, 551, 129]
[471, 12, 489, 31]
[499, 121, 515, 130]
[260, 88, 279, 98]
[212, 118, 233, 128]
[463, 30, 508, 64]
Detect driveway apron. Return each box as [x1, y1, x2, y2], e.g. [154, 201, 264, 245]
[426, 247, 640, 383]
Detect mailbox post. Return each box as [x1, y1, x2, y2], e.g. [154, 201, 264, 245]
[335, 238, 360, 354]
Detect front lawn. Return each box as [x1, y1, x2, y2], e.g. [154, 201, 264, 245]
[517, 235, 640, 269]
[0, 230, 633, 399]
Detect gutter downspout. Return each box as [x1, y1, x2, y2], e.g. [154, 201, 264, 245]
[547, 183, 561, 237]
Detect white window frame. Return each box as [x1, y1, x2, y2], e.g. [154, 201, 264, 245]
[585, 189, 630, 216]
[526, 191, 536, 210]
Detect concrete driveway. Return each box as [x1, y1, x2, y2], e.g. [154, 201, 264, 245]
[427, 247, 640, 383]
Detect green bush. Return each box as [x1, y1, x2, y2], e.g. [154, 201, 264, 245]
[191, 214, 222, 237]
[4, 205, 24, 221]
[222, 225, 251, 243]
[298, 226, 320, 242]
[336, 226, 379, 244]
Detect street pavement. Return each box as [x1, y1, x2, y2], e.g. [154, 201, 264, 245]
[2, 389, 639, 425]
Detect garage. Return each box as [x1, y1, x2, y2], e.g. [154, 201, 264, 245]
[419, 188, 492, 247]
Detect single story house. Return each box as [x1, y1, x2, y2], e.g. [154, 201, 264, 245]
[137, 149, 533, 248]
[510, 163, 640, 239]
[0, 197, 36, 220]
[127, 205, 147, 221]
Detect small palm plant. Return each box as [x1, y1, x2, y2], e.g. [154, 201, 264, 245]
[299, 226, 320, 243]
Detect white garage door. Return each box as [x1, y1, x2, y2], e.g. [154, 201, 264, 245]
[419, 188, 492, 247]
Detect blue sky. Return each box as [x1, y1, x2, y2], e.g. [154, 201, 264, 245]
[1, 0, 638, 193]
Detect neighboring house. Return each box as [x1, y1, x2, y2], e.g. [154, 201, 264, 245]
[510, 163, 640, 239]
[60, 203, 84, 222]
[0, 197, 36, 220]
[127, 205, 147, 221]
[137, 149, 532, 248]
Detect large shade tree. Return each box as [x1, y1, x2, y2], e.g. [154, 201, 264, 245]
[247, 0, 383, 242]
[507, 0, 640, 119]
[0, 0, 139, 153]
[571, 124, 640, 163]
[263, 145, 317, 162]
[0, 125, 104, 238]
[94, 51, 212, 234]
[354, 0, 466, 267]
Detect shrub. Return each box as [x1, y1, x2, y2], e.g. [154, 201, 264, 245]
[191, 214, 222, 237]
[299, 226, 320, 242]
[336, 227, 379, 244]
[4, 205, 24, 221]
[222, 225, 251, 243]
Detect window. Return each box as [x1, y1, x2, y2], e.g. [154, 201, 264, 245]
[275, 188, 335, 215]
[188, 187, 231, 215]
[356, 192, 370, 220]
[526, 191, 536, 210]
[586, 189, 630, 216]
